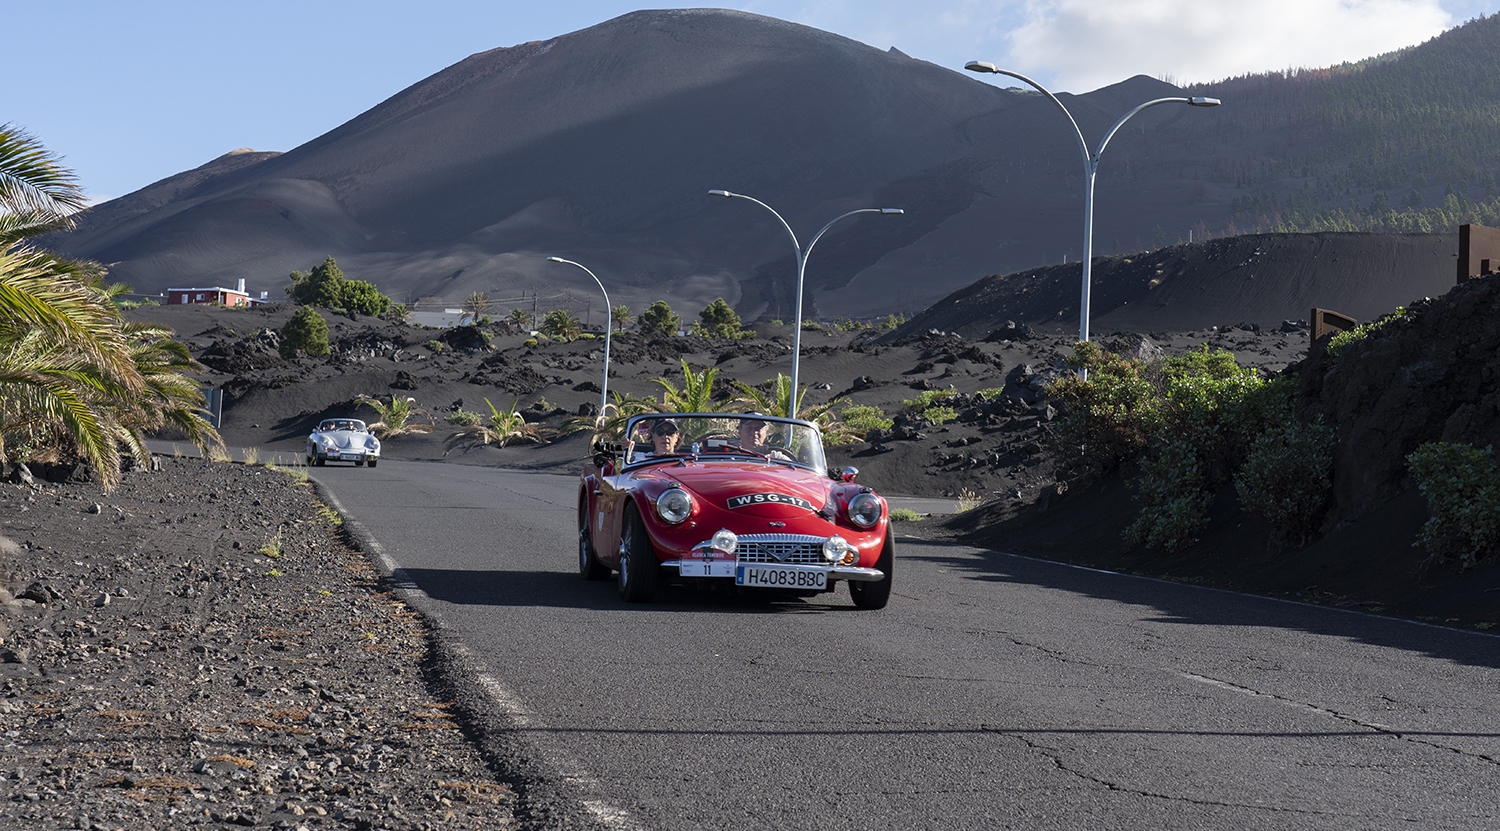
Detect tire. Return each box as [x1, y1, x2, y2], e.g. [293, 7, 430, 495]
[367, 459, 378, 468]
[617, 504, 660, 602]
[315, 456, 326, 467]
[849, 528, 894, 610]
[355, 459, 366, 467]
[578, 514, 610, 581]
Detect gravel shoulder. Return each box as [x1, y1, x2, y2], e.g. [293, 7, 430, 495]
[0, 457, 517, 831]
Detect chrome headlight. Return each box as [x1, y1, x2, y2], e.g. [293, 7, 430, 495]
[366, 437, 381, 450]
[656, 487, 693, 524]
[822, 535, 852, 563]
[711, 529, 738, 555]
[848, 493, 882, 528]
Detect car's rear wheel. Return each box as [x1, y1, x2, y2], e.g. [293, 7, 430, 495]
[849, 528, 894, 610]
[578, 514, 610, 581]
[618, 504, 660, 602]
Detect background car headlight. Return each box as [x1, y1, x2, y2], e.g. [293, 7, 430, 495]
[822, 535, 851, 562]
[848, 493, 882, 528]
[656, 488, 693, 524]
[711, 529, 737, 554]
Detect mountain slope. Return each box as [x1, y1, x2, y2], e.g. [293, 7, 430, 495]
[45, 10, 1500, 327]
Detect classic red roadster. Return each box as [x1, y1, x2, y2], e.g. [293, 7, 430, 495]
[577, 412, 893, 608]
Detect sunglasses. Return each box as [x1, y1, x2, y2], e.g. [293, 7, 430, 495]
[651, 424, 678, 436]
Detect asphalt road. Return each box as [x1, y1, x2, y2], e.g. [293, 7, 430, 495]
[312, 459, 1500, 831]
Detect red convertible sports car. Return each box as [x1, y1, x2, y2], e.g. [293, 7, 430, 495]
[577, 412, 893, 608]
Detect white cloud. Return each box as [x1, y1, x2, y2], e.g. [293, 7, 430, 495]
[1006, 0, 1454, 93]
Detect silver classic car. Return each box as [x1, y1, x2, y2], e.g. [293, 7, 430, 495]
[305, 419, 381, 467]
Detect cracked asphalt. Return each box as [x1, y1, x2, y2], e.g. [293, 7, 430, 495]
[315, 460, 1500, 831]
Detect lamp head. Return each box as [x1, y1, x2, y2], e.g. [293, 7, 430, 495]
[964, 61, 1000, 74]
[708, 189, 733, 198]
[546, 256, 565, 263]
[1189, 97, 1221, 107]
[880, 208, 904, 215]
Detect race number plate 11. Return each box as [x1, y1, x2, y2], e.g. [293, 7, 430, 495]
[735, 565, 828, 589]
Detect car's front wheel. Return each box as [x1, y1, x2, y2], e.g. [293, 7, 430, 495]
[618, 504, 660, 602]
[849, 529, 894, 610]
[355, 459, 366, 467]
[367, 459, 377, 468]
[578, 516, 610, 581]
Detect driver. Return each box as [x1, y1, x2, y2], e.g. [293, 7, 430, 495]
[629, 417, 681, 461]
[736, 413, 791, 460]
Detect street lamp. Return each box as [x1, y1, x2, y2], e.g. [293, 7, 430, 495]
[709, 189, 903, 409]
[964, 62, 1219, 345]
[545, 256, 613, 415]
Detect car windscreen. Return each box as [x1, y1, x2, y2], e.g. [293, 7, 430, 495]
[625, 414, 825, 471]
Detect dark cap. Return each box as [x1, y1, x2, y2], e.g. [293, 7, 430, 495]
[740, 411, 767, 427]
[651, 418, 679, 435]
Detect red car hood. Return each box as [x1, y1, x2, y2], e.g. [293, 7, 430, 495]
[654, 461, 833, 518]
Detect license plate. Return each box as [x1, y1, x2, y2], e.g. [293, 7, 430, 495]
[679, 561, 736, 577]
[735, 565, 828, 589]
[339, 454, 362, 461]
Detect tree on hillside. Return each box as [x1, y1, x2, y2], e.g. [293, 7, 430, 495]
[280, 306, 330, 358]
[507, 307, 533, 331]
[693, 298, 746, 339]
[638, 300, 680, 335]
[610, 304, 633, 330]
[286, 256, 392, 316]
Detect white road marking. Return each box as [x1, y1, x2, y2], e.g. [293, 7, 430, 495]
[317, 486, 641, 831]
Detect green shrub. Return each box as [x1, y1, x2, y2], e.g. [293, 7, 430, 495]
[888, 508, 923, 522]
[1126, 438, 1213, 553]
[878, 313, 905, 332]
[801, 319, 823, 331]
[1235, 421, 1335, 549]
[279, 307, 329, 358]
[901, 389, 959, 425]
[426, 340, 446, 353]
[523, 338, 538, 347]
[694, 298, 749, 339]
[638, 301, 680, 335]
[1325, 306, 1406, 362]
[841, 404, 893, 437]
[446, 410, 482, 426]
[1406, 442, 1500, 568]
[1047, 342, 1163, 470]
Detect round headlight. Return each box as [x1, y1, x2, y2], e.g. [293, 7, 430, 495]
[711, 529, 738, 555]
[848, 493, 882, 528]
[822, 535, 851, 563]
[656, 488, 693, 524]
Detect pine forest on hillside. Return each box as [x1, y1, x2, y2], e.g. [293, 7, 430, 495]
[1190, 13, 1500, 235]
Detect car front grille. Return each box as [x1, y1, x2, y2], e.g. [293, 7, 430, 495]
[736, 533, 825, 565]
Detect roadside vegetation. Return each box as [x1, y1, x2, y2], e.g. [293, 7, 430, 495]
[0, 124, 222, 488]
[1047, 342, 1328, 554]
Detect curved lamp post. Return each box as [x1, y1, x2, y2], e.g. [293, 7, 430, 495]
[545, 256, 612, 414]
[964, 62, 1219, 345]
[708, 189, 903, 407]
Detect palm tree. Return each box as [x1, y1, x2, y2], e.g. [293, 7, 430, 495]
[445, 398, 552, 453]
[507, 307, 532, 331]
[462, 291, 492, 322]
[1, 125, 221, 488]
[731, 373, 855, 441]
[652, 359, 724, 413]
[356, 394, 434, 437]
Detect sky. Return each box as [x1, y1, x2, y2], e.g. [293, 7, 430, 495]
[8, 0, 1497, 204]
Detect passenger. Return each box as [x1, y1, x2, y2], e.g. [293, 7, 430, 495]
[736, 413, 791, 460]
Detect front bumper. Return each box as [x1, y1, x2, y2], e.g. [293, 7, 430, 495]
[661, 560, 885, 582]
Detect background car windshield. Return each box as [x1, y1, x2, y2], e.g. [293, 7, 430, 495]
[628, 415, 825, 470]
